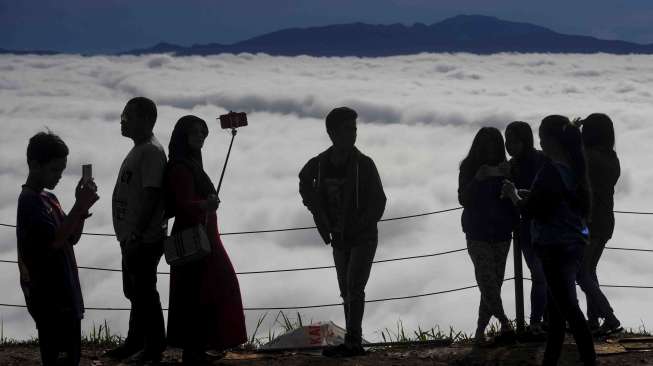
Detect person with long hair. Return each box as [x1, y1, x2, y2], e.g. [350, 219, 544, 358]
[503, 115, 596, 366]
[504, 121, 548, 335]
[458, 127, 518, 343]
[577, 113, 622, 335]
[165, 115, 247, 365]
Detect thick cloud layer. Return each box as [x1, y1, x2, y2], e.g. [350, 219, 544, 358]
[0, 53, 652, 342]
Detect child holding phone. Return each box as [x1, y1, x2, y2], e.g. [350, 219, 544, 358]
[17, 132, 99, 366]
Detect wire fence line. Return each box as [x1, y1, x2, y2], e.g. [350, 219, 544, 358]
[0, 277, 513, 311]
[0, 207, 464, 237]
[0, 248, 469, 275]
[1, 277, 651, 312]
[1, 206, 652, 237]
[0, 205, 651, 314]
[0, 245, 649, 276]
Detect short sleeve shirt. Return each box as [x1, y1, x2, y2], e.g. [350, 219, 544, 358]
[112, 135, 167, 242]
[16, 187, 84, 318]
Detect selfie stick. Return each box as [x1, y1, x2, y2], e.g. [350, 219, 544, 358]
[216, 128, 237, 196]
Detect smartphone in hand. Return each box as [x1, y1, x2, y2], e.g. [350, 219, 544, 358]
[82, 164, 92, 182]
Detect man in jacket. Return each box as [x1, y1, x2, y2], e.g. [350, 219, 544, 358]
[299, 107, 386, 357]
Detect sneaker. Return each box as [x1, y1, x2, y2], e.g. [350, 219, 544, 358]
[595, 319, 623, 337]
[322, 344, 349, 357]
[182, 349, 210, 365]
[322, 344, 366, 358]
[474, 327, 486, 343]
[103, 344, 142, 360]
[127, 350, 162, 365]
[529, 321, 547, 336]
[494, 329, 517, 345]
[342, 344, 367, 357]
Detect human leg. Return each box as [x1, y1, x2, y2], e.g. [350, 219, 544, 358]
[344, 240, 377, 346]
[520, 224, 547, 324]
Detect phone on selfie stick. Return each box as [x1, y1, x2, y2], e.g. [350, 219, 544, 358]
[216, 112, 248, 195]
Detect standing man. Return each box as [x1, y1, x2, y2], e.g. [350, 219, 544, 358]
[299, 107, 386, 358]
[106, 97, 167, 363]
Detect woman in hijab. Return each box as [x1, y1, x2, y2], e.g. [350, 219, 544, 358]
[165, 115, 247, 365]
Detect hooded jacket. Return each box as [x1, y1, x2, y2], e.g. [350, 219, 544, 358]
[299, 146, 386, 247]
[586, 148, 620, 239]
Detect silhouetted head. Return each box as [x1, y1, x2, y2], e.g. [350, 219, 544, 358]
[539, 115, 591, 218]
[169, 115, 209, 165]
[167, 115, 215, 197]
[326, 107, 357, 151]
[539, 115, 580, 157]
[121, 97, 157, 140]
[505, 121, 534, 158]
[581, 113, 615, 151]
[460, 127, 506, 177]
[26, 131, 69, 190]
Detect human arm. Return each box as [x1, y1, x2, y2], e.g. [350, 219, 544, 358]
[52, 182, 99, 249]
[458, 164, 489, 207]
[502, 163, 565, 220]
[299, 158, 332, 244]
[68, 178, 98, 245]
[354, 158, 386, 229]
[168, 164, 218, 221]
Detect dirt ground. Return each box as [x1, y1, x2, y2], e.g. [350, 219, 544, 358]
[1, 339, 651, 365]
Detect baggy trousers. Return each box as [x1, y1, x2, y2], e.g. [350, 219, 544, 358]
[33, 311, 81, 366]
[467, 240, 511, 330]
[537, 242, 596, 366]
[517, 221, 548, 323]
[576, 236, 615, 325]
[121, 239, 166, 354]
[332, 239, 377, 346]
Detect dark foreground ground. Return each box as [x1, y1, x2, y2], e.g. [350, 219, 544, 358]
[1, 337, 652, 365]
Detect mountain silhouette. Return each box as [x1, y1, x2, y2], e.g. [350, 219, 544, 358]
[126, 15, 653, 56]
[3, 15, 653, 56]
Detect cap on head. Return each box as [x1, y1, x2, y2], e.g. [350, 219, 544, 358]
[326, 106, 357, 133]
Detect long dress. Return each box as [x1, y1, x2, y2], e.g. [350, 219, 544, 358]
[166, 164, 247, 351]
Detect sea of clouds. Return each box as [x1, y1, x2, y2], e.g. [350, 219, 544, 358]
[0, 52, 652, 342]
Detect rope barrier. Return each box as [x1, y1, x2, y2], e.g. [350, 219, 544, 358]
[4, 243, 651, 276]
[1, 206, 652, 238]
[2, 277, 651, 312]
[522, 277, 653, 289]
[0, 207, 464, 237]
[0, 279, 502, 312]
[0, 248, 469, 275]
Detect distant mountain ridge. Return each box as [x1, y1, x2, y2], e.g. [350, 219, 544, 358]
[3, 15, 653, 56]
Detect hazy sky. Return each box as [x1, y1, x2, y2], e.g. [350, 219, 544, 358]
[1, 52, 652, 341]
[2, 0, 653, 53]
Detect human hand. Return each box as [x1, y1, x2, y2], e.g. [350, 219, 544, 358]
[206, 194, 220, 211]
[498, 162, 511, 177]
[501, 179, 517, 200]
[474, 165, 491, 181]
[74, 179, 99, 213]
[76, 177, 97, 199]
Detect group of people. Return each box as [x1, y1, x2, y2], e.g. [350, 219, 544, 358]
[459, 114, 621, 366]
[15, 95, 620, 366]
